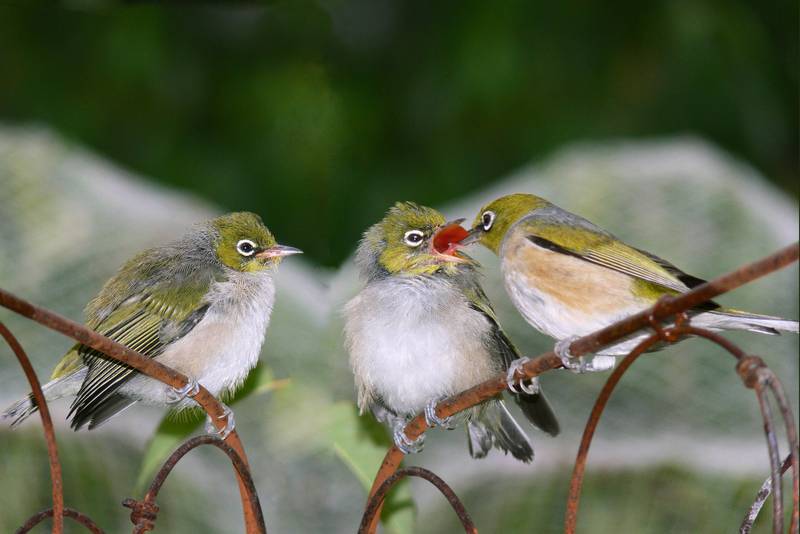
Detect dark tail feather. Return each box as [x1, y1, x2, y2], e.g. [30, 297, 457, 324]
[514, 389, 560, 437]
[71, 394, 136, 430]
[3, 393, 39, 427]
[467, 400, 534, 463]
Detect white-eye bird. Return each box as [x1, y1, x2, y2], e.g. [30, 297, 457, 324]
[461, 193, 798, 371]
[3, 212, 301, 437]
[344, 202, 559, 462]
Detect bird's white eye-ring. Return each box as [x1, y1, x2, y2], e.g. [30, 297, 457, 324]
[237, 239, 257, 256]
[403, 230, 425, 247]
[481, 210, 496, 231]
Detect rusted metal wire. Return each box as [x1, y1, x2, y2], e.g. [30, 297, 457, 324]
[0, 322, 65, 534]
[564, 321, 799, 534]
[563, 330, 662, 531]
[358, 466, 477, 534]
[0, 288, 264, 533]
[741, 455, 794, 534]
[362, 243, 799, 534]
[755, 377, 784, 534]
[687, 326, 799, 534]
[565, 242, 800, 358]
[766, 370, 800, 532]
[2, 243, 797, 534]
[15, 507, 105, 534]
[123, 435, 265, 534]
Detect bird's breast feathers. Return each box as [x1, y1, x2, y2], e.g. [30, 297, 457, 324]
[344, 276, 499, 416]
[501, 231, 648, 339]
[124, 271, 276, 405]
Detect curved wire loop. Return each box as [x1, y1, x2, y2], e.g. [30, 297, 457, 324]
[741, 455, 794, 533]
[15, 507, 105, 534]
[0, 289, 265, 534]
[358, 466, 476, 534]
[360, 243, 798, 534]
[1, 322, 66, 534]
[564, 321, 799, 534]
[1, 243, 797, 534]
[123, 434, 265, 534]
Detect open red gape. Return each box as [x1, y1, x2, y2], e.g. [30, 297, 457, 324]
[432, 224, 469, 255]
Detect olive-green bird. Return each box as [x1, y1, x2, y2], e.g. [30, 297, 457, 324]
[344, 202, 559, 462]
[3, 212, 301, 436]
[461, 193, 798, 371]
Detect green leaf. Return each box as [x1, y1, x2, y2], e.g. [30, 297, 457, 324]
[325, 401, 415, 534]
[135, 362, 287, 493]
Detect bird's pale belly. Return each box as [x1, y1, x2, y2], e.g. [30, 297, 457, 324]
[346, 280, 497, 417]
[121, 289, 273, 407]
[502, 248, 648, 342]
[365, 323, 491, 415]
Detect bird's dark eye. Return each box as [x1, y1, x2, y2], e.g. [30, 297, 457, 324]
[237, 239, 257, 256]
[482, 211, 496, 231]
[403, 230, 425, 247]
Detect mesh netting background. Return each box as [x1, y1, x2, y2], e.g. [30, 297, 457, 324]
[0, 126, 796, 532]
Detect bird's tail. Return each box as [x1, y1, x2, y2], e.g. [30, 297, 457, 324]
[3, 393, 39, 427]
[467, 399, 534, 463]
[513, 388, 560, 437]
[2, 369, 85, 427]
[695, 309, 799, 335]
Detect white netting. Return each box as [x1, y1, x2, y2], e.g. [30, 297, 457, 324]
[0, 126, 796, 532]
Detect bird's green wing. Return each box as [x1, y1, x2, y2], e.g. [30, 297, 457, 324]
[460, 273, 561, 436]
[68, 280, 211, 429]
[520, 211, 701, 295]
[50, 345, 85, 380]
[462, 280, 520, 369]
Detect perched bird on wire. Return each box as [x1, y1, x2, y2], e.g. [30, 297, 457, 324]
[3, 212, 301, 438]
[460, 193, 799, 373]
[344, 202, 559, 462]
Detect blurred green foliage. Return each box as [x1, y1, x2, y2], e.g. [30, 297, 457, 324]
[421, 465, 785, 534]
[0, 430, 216, 533]
[0, 1, 796, 266]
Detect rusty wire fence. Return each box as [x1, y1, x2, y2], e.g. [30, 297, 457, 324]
[0, 242, 798, 534]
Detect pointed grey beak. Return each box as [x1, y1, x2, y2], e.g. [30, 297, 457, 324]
[256, 244, 303, 259]
[458, 226, 482, 246]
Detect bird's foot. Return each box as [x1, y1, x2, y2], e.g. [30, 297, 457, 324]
[205, 403, 235, 440]
[587, 355, 616, 372]
[424, 398, 455, 429]
[392, 420, 425, 454]
[506, 357, 540, 394]
[555, 337, 615, 373]
[555, 336, 586, 373]
[166, 376, 200, 403]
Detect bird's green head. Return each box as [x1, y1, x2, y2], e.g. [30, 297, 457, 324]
[356, 202, 471, 279]
[464, 193, 549, 254]
[211, 212, 302, 272]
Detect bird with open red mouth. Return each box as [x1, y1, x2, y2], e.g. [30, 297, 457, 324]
[343, 201, 559, 462]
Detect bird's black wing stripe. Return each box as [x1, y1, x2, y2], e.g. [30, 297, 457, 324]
[632, 246, 712, 290]
[527, 235, 585, 259]
[528, 235, 720, 311]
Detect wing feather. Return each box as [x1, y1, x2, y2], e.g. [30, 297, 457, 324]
[69, 287, 210, 430]
[521, 209, 699, 295]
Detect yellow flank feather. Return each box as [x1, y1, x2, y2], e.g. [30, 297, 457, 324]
[50, 347, 84, 380]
